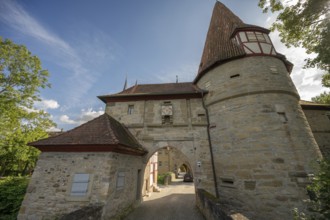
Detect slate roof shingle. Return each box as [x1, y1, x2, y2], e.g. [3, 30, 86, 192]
[29, 114, 147, 155]
[98, 82, 207, 103]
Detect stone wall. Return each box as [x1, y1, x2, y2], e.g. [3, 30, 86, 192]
[106, 97, 216, 195]
[303, 108, 330, 158]
[196, 189, 232, 220]
[18, 152, 144, 220]
[157, 147, 192, 174]
[197, 56, 322, 219]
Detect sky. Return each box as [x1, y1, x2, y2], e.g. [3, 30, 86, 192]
[1, 0, 328, 131]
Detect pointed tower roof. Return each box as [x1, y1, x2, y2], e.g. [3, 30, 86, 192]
[194, 2, 293, 83]
[195, 2, 245, 81]
[29, 114, 147, 155]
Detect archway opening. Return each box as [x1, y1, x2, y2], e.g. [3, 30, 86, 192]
[141, 146, 195, 197]
[125, 146, 204, 219]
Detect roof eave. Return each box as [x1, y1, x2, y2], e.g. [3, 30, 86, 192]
[300, 104, 330, 110]
[230, 26, 270, 38]
[99, 92, 207, 102]
[32, 144, 147, 156]
[194, 54, 246, 84]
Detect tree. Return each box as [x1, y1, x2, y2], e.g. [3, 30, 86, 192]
[311, 91, 330, 104]
[258, 0, 330, 103]
[306, 159, 330, 220]
[0, 38, 55, 176]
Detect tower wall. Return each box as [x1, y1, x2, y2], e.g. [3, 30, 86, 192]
[197, 56, 322, 219]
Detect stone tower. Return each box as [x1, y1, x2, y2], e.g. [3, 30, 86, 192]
[194, 2, 322, 219]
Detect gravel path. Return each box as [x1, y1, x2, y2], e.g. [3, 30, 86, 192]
[124, 180, 205, 220]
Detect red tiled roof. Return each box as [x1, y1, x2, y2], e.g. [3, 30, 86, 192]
[118, 82, 202, 95]
[194, 2, 293, 83]
[29, 114, 147, 155]
[98, 82, 206, 103]
[195, 2, 246, 81]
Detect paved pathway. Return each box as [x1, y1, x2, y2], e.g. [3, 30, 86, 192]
[124, 179, 205, 220]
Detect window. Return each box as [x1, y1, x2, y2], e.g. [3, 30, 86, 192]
[128, 105, 134, 115]
[256, 32, 266, 42]
[230, 74, 240, 78]
[236, 31, 276, 56]
[326, 112, 330, 120]
[159, 161, 162, 166]
[116, 171, 125, 190]
[162, 115, 172, 124]
[70, 174, 90, 196]
[246, 32, 257, 41]
[161, 102, 173, 125]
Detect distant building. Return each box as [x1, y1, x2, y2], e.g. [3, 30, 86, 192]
[157, 147, 192, 175]
[19, 2, 329, 220]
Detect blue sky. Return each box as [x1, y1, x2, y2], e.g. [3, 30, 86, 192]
[1, 0, 328, 131]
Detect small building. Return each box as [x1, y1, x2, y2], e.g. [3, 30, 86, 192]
[18, 114, 148, 219]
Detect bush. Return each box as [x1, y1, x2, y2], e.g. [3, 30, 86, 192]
[157, 172, 173, 185]
[0, 177, 29, 220]
[307, 159, 330, 220]
[157, 173, 167, 185]
[294, 159, 330, 220]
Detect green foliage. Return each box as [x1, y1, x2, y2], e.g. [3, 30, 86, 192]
[0, 177, 29, 220]
[0, 38, 50, 107]
[293, 159, 330, 219]
[0, 38, 55, 176]
[157, 173, 167, 185]
[306, 159, 330, 219]
[157, 172, 173, 185]
[258, 0, 329, 73]
[258, 0, 330, 106]
[311, 91, 330, 104]
[293, 208, 308, 220]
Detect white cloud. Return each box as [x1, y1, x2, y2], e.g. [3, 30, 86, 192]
[0, 1, 116, 110]
[35, 99, 60, 110]
[0, 0, 74, 57]
[59, 115, 77, 125]
[59, 108, 104, 126]
[46, 127, 62, 132]
[78, 108, 105, 123]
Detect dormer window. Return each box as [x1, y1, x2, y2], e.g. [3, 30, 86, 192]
[235, 30, 276, 56]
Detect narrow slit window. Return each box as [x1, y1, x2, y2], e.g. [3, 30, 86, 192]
[220, 177, 234, 185]
[230, 74, 240, 78]
[222, 179, 234, 184]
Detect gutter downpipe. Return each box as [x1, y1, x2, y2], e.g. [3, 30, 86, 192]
[201, 91, 219, 198]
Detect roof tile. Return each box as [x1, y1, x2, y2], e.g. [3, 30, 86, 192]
[29, 114, 147, 154]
